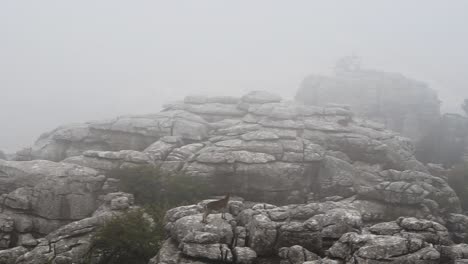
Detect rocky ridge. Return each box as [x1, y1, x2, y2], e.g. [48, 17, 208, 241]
[0, 91, 466, 263]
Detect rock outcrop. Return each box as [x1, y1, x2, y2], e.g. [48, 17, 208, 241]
[152, 199, 468, 264]
[295, 69, 441, 143]
[14, 192, 134, 264]
[3, 91, 467, 264]
[0, 159, 118, 249]
[57, 92, 455, 215]
[19, 111, 210, 161]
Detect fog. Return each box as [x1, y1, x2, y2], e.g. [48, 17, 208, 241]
[1, 0, 468, 152]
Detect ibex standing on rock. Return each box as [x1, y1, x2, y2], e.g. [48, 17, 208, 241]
[201, 194, 230, 223]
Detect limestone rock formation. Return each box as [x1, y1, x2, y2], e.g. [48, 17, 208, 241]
[153, 199, 468, 264]
[0, 159, 116, 246]
[3, 91, 468, 264]
[14, 192, 134, 264]
[55, 92, 454, 214]
[295, 69, 441, 143]
[20, 111, 210, 161]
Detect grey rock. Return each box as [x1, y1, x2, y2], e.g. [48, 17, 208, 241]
[241, 91, 282, 104]
[447, 213, 468, 243]
[15, 194, 135, 264]
[440, 244, 468, 264]
[25, 110, 209, 161]
[328, 232, 439, 263]
[278, 245, 319, 264]
[144, 136, 184, 161]
[17, 233, 38, 247]
[170, 214, 233, 245]
[180, 243, 233, 262]
[0, 246, 28, 264]
[233, 247, 257, 264]
[184, 95, 240, 105]
[240, 130, 280, 141]
[369, 217, 451, 246]
[276, 219, 322, 253]
[246, 213, 278, 256]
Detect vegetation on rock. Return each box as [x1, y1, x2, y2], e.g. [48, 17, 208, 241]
[86, 166, 212, 264]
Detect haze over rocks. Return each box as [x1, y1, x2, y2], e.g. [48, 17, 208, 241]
[295, 67, 468, 166]
[0, 91, 467, 263]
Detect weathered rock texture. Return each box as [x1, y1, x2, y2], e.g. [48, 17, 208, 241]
[152, 199, 468, 264]
[0, 159, 120, 252]
[56, 92, 458, 214]
[3, 91, 468, 264]
[14, 192, 134, 264]
[19, 111, 210, 161]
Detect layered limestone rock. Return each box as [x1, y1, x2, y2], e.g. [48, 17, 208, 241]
[19, 111, 210, 161]
[14, 192, 134, 264]
[153, 199, 468, 264]
[0, 159, 117, 249]
[4, 91, 467, 263]
[57, 92, 458, 217]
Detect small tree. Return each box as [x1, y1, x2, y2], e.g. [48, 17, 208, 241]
[462, 99, 468, 116]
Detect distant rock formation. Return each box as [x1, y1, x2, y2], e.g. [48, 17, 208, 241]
[295, 68, 440, 144]
[0, 150, 5, 160]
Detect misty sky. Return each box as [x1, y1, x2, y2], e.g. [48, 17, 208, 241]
[1, 1, 468, 152]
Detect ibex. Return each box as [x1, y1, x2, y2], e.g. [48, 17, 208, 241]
[201, 194, 230, 223]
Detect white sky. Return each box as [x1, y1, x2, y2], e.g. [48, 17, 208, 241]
[1, 0, 468, 152]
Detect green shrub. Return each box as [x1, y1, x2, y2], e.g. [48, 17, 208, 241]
[85, 209, 163, 264]
[86, 166, 212, 264]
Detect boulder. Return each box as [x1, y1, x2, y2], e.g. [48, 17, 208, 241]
[278, 245, 319, 264]
[328, 232, 440, 263]
[369, 217, 451, 245]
